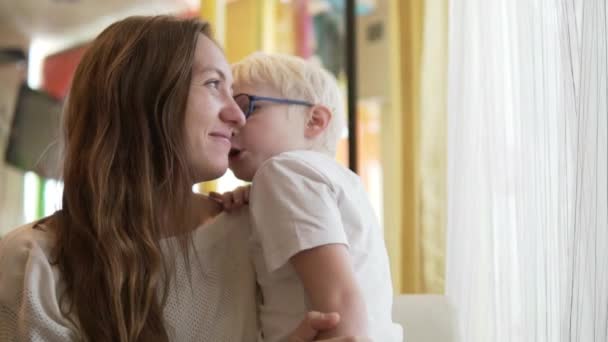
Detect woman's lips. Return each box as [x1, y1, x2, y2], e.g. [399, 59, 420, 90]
[209, 132, 231, 147]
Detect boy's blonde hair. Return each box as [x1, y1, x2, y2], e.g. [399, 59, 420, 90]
[232, 52, 345, 155]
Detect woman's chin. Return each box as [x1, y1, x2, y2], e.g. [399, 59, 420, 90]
[194, 163, 228, 184]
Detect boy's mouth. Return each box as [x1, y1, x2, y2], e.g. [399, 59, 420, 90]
[229, 148, 242, 158]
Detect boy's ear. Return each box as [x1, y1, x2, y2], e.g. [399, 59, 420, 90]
[304, 105, 332, 139]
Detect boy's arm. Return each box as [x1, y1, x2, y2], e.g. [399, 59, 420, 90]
[290, 244, 369, 340]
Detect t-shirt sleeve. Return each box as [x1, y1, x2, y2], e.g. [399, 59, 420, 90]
[0, 227, 80, 341]
[250, 155, 348, 273]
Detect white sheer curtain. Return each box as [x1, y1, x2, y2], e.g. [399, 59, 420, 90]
[446, 1, 607, 341]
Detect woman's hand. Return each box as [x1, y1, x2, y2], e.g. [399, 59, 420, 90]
[288, 312, 372, 342]
[209, 185, 250, 212]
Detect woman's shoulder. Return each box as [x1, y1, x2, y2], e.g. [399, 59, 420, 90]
[190, 208, 251, 252]
[0, 221, 58, 300]
[0, 221, 56, 266]
[0, 221, 81, 340]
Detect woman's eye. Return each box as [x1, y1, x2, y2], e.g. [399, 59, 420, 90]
[205, 80, 220, 89]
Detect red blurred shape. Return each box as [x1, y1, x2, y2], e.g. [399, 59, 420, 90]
[42, 45, 87, 100]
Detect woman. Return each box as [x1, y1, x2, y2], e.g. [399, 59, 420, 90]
[0, 16, 364, 342]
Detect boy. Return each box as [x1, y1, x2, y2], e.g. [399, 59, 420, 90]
[228, 52, 403, 342]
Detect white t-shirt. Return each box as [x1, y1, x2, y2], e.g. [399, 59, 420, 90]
[250, 150, 403, 342]
[0, 209, 258, 342]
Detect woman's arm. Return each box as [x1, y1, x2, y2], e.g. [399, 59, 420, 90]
[290, 244, 369, 340]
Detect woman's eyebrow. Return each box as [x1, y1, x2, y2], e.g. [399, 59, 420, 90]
[198, 66, 227, 80]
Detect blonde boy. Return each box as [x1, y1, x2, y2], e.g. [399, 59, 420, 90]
[228, 52, 403, 342]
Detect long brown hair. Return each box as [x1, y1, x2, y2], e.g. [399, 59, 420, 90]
[50, 16, 211, 341]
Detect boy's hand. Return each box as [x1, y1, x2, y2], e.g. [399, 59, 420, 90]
[289, 311, 337, 342]
[316, 337, 372, 341]
[209, 185, 250, 212]
[288, 312, 372, 342]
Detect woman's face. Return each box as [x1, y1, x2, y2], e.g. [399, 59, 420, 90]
[184, 34, 245, 183]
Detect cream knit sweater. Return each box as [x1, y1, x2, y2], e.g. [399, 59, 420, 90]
[0, 209, 258, 342]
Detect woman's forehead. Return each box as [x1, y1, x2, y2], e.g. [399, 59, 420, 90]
[192, 35, 230, 74]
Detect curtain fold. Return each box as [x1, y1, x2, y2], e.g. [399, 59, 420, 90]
[385, 0, 447, 294]
[446, 0, 607, 340]
[418, 0, 448, 294]
[397, 0, 424, 294]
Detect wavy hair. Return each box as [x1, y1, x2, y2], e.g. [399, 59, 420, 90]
[48, 15, 212, 341]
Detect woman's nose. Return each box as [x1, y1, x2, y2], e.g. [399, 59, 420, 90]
[220, 95, 246, 128]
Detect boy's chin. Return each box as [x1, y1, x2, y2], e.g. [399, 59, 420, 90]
[229, 167, 255, 182]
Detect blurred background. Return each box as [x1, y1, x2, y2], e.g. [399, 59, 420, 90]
[1, 1, 606, 341]
[0, 0, 447, 295]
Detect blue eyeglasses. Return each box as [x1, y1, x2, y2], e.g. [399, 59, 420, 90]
[233, 93, 314, 119]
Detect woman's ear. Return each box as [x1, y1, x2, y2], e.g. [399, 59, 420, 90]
[304, 105, 332, 139]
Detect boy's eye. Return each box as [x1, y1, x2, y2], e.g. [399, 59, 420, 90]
[246, 105, 261, 117]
